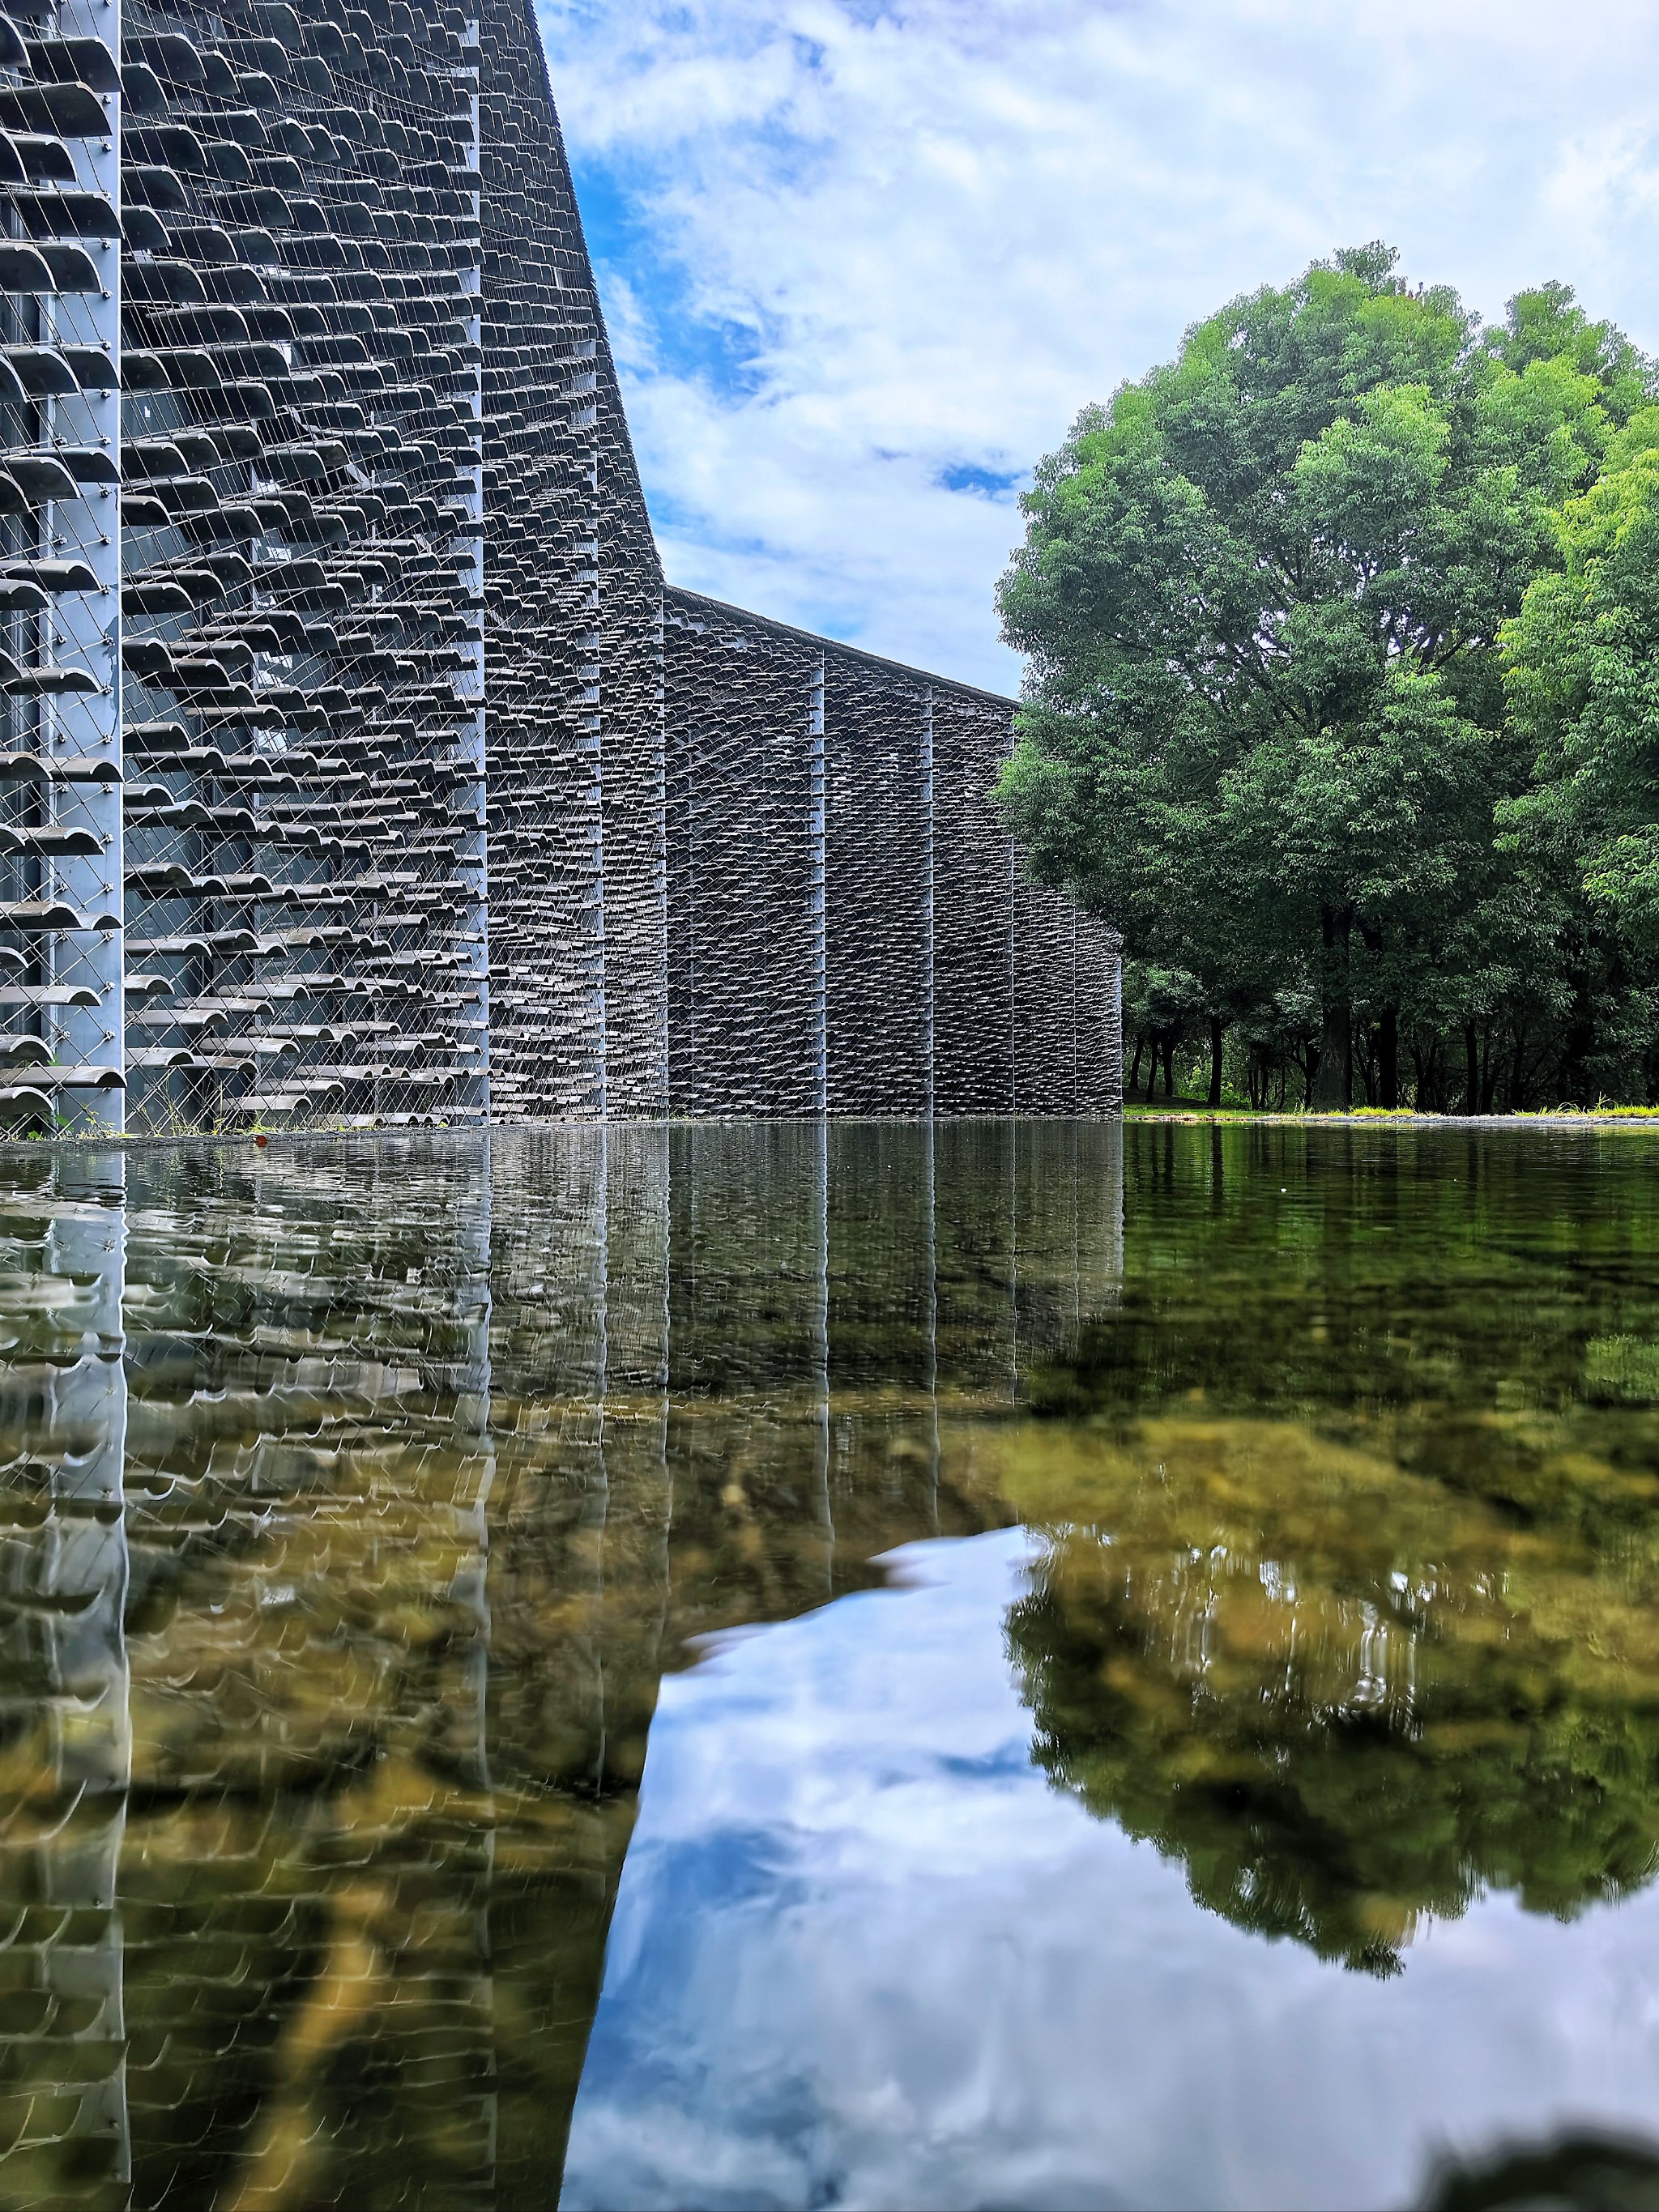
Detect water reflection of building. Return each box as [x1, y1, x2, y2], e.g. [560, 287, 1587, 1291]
[0, 1123, 1123, 2207]
[112, 1140, 502, 2205]
[0, 1156, 130, 2202]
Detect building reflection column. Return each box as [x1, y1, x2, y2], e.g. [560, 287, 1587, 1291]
[663, 1123, 835, 1631]
[554, 1117, 1128, 2205]
[488, 1126, 675, 2202]
[930, 1116, 1125, 1507]
[445, 1134, 500, 2207]
[932, 1121, 1020, 1409]
[814, 1119, 833, 1588]
[0, 1151, 130, 2206]
[825, 1121, 941, 1554]
[599, 1122, 676, 1775]
[1011, 1119, 1126, 1387]
[111, 1137, 507, 2207]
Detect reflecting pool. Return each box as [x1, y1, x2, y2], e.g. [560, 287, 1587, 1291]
[3, 1123, 1659, 2210]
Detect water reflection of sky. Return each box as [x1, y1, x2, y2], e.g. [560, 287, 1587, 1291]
[562, 1529, 1659, 2212]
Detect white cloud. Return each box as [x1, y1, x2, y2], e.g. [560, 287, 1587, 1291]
[539, 0, 1659, 693]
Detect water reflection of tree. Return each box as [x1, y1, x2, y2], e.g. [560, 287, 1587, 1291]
[995, 1125, 1659, 1972]
[1422, 2130, 1659, 2212]
[1002, 1411, 1659, 1974]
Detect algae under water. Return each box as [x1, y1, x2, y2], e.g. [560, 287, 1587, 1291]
[2, 1122, 1659, 2210]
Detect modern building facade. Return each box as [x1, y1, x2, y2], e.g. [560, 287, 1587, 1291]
[0, 0, 1121, 1132]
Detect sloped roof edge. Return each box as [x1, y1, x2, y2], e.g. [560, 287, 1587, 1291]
[663, 585, 1017, 714]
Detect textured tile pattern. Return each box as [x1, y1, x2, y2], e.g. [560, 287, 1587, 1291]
[0, 5, 1118, 1129]
[666, 591, 1124, 1117]
[117, 0, 489, 1132]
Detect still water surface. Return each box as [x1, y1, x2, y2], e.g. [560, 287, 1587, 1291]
[4, 1122, 1659, 2210]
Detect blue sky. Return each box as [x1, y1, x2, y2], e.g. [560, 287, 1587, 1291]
[539, 0, 1659, 694]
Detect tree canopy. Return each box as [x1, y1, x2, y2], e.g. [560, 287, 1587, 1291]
[998, 249, 1659, 1109]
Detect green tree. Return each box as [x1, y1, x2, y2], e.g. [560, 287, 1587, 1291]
[999, 252, 1646, 1109]
[1502, 407, 1659, 948]
[1122, 960, 1206, 1101]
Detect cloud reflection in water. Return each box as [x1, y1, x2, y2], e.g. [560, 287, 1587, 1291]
[563, 1529, 1659, 2212]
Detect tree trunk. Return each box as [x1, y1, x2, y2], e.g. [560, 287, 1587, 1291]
[1379, 1006, 1398, 1110]
[1162, 1037, 1175, 1097]
[1562, 1019, 1591, 1109]
[1147, 1033, 1162, 1102]
[1464, 1022, 1479, 1115]
[1207, 1014, 1224, 1107]
[1128, 1034, 1144, 1094]
[1311, 907, 1353, 1110]
[1416, 1037, 1444, 1113]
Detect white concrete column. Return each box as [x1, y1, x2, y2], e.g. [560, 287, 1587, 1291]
[807, 654, 826, 1115]
[457, 21, 490, 1121]
[40, 0, 121, 1129]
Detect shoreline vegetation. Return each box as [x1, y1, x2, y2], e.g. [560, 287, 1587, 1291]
[1123, 1102, 1659, 1123]
[6, 1107, 1659, 1155]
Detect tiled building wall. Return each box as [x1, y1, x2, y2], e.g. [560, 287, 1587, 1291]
[478, 0, 667, 1124]
[595, 402, 668, 1120]
[0, 2, 1119, 1133]
[823, 649, 931, 1115]
[480, 0, 600, 1121]
[117, 0, 489, 1132]
[933, 689, 1017, 1115]
[663, 599, 824, 1116]
[0, 11, 126, 1140]
[664, 590, 1122, 1119]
